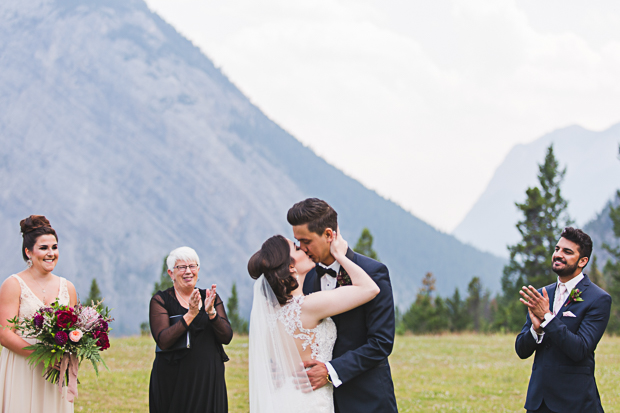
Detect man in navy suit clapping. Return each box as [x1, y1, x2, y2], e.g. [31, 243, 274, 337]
[516, 227, 611, 413]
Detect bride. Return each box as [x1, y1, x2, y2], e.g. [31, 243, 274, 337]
[247, 229, 379, 413]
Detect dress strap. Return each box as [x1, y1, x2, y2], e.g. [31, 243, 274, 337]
[11, 274, 27, 289]
[10, 274, 35, 300]
[58, 277, 70, 305]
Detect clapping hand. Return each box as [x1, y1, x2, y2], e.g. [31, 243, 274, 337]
[519, 285, 550, 320]
[188, 289, 201, 317]
[205, 284, 217, 317]
[528, 308, 543, 333]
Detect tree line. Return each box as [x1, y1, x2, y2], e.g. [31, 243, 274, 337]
[96, 144, 620, 336]
[397, 144, 620, 335]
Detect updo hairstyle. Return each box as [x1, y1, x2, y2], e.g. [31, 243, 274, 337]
[248, 235, 299, 305]
[20, 215, 57, 261]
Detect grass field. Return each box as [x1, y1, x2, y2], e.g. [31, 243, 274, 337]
[3, 333, 620, 412]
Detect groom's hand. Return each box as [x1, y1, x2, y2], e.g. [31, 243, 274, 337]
[303, 360, 328, 390]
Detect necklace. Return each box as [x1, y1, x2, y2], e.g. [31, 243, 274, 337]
[174, 288, 192, 307]
[174, 288, 202, 310]
[30, 273, 53, 304]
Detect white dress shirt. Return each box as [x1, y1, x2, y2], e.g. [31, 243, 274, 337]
[319, 261, 341, 291]
[317, 260, 343, 387]
[530, 272, 584, 343]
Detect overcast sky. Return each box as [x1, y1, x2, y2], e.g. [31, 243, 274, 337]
[144, 0, 620, 232]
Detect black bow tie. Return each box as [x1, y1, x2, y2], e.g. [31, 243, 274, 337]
[316, 266, 337, 278]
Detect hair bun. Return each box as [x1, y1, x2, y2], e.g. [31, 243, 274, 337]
[20, 215, 52, 236]
[247, 251, 265, 280]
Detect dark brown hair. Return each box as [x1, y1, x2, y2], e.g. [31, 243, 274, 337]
[20, 215, 57, 261]
[560, 227, 593, 265]
[287, 198, 338, 236]
[248, 235, 298, 305]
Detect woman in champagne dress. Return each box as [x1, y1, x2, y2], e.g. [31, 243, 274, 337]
[0, 215, 77, 413]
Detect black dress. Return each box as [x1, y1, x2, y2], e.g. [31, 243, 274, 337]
[149, 288, 232, 413]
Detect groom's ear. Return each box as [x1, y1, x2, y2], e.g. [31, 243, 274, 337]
[324, 227, 334, 242]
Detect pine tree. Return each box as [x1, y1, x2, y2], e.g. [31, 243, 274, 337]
[495, 144, 571, 331]
[588, 255, 606, 290]
[446, 288, 469, 332]
[227, 282, 248, 334]
[466, 277, 482, 332]
[401, 272, 447, 334]
[354, 228, 379, 261]
[153, 255, 173, 295]
[421, 272, 436, 296]
[85, 278, 102, 305]
[603, 190, 620, 333]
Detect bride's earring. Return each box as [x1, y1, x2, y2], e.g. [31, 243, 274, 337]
[26, 257, 32, 268]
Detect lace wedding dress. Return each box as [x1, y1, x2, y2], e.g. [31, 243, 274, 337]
[275, 295, 337, 413]
[249, 276, 337, 413]
[0, 274, 73, 413]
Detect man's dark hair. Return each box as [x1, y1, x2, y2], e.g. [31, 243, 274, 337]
[287, 198, 338, 236]
[560, 227, 593, 265]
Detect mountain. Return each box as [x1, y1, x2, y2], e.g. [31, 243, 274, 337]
[0, 0, 504, 334]
[453, 124, 620, 257]
[584, 194, 620, 267]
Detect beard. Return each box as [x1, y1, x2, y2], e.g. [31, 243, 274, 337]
[552, 258, 579, 277]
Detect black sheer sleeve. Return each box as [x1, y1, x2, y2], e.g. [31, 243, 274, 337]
[149, 293, 188, 350]
[210, 294, 233, 345]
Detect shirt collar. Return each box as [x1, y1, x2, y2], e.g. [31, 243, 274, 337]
[557, 272, 584, 293]
[318, 260, 341, 274]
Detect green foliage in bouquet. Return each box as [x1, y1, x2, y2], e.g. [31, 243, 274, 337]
[8, 299, 113, 385]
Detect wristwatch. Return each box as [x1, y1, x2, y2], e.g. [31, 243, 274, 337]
[208, 308, 217, 318]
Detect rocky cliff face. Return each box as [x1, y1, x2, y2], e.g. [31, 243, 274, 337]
[0, 0, 504, 334]
[585, 195, 620, 267]
[454, 124, 620, 257]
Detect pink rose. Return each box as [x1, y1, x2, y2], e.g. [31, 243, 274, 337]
[69, 330, 83, 342]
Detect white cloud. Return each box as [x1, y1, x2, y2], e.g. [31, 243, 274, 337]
[145, 0, 620, 232]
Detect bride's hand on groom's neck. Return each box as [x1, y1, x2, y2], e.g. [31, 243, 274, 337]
[329, 226, 348, 260]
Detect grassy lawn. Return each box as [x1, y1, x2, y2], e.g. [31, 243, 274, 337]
[2, 333, 619, 412]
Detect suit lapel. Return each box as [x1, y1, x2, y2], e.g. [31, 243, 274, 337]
[563, 274, 590, 313]
[319, 248, 355, 291]
[334, 248, 355, 289]
[547, 283, 557, 314]
[345, 247, 355, 261]
[313, 266, 321, 293]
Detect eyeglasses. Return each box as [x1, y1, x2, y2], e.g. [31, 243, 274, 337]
[174, 264, 199, 272]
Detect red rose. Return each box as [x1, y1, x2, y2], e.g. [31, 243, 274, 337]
[93, 330, 110, 351]
[56, 310, 78, 329]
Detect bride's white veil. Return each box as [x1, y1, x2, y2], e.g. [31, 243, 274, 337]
[249, 275, 312, 412]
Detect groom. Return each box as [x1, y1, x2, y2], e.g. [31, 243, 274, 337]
[287, 198, 398, 413]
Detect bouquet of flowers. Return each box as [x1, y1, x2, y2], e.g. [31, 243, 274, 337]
[8, 299, 113, 401]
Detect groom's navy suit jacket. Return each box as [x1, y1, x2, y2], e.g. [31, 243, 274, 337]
[515, 274, 611, 413]
[303, 248, 398, 413]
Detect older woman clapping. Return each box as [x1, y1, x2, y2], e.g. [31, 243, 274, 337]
[148, 246, 232, 413]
